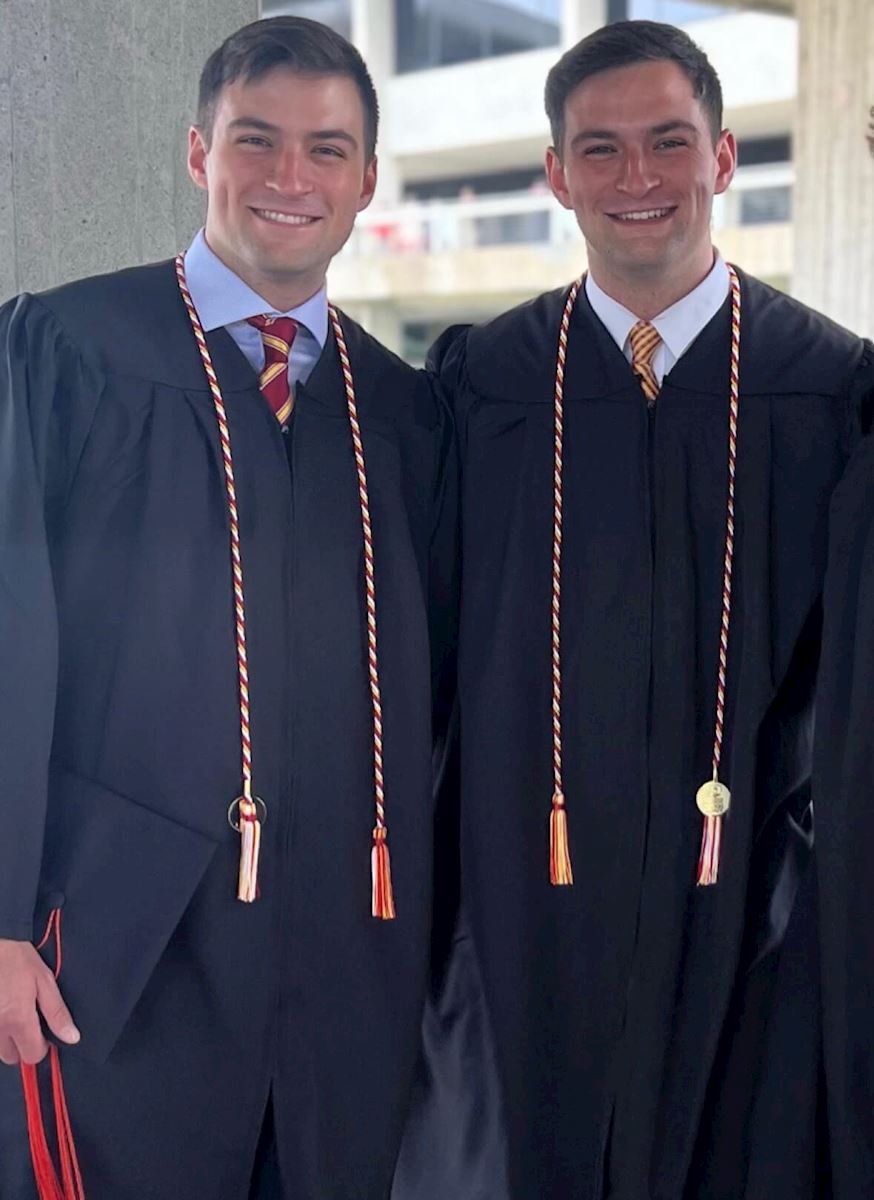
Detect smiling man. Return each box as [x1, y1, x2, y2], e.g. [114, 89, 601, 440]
[0, 16, 456, 1200]
[413, 18, 874, 1200]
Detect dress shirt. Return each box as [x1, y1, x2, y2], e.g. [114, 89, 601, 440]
[585, 254, 730, 385]
[183, 229, 327, 389]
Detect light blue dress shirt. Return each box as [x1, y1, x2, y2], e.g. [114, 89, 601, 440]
[183, 229, 328, 391]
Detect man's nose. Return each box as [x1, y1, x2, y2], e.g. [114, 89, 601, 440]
[266, 147, 312, 194]
[617, 150, 660, 197]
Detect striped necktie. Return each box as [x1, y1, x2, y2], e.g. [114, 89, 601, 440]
[247, 314, 298, 425]
[629, 320, 662, 405]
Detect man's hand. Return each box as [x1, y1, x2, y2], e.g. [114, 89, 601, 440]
[0, 939, 80, 1065]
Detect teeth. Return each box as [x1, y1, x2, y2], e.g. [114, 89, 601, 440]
[615, 208, 671, 221]
[256, 209, 317, 225]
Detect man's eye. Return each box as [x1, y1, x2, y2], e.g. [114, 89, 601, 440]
[584, 145, 615, 156]
[314, 145, 344, 158]
[657, 139, 686, 150]
[238, 136, 270, 147]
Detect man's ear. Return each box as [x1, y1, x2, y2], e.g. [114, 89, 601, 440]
[187, 126, 209, 191]
[358, 154, 378, 212]
[546, 146, 572, 210]
[713, 129, 737, 196]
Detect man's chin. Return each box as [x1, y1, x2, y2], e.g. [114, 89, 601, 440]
[250, 253, 313, 281]
[611, 250, 673, 280]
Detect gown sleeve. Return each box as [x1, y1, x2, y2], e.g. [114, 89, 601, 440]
[0, 293, 103, 939]
[814, 342, 874, 1200]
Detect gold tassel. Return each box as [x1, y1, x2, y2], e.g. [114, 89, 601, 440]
[371, 827, 396, 920]
[237, 796, 262, 903]
[550, 792, 574, 886]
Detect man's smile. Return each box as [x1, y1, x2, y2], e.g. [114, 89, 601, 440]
[607, 205, 677, 223]
[251, 207, 321, 225]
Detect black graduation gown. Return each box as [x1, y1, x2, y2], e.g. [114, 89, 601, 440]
[413, 273, 873, 1200]
[0, 260, 457, 1200]
[813, 402, 874, 1200]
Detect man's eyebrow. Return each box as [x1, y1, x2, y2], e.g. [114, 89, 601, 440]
[225, 118, 359, 149]
[570, 119, 701, 148]
[307, 128, 359, 148]
[227, 116, 281, 133]
[571, 128, 619, 145]
[649, 120, 700, 136]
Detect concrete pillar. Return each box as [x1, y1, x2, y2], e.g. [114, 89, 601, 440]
[0, 0, 257, 302]
[561, 0, 609, 47]
[350, 0, 401, 206]
[792, 0, 874, 337]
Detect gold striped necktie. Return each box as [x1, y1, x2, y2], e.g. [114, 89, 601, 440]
[628, 320, 662, 405]
[247, 314, 298, 426]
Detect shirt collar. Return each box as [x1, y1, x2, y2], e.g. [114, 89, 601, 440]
[183, 228, 328, 348]
[585, 253, 730, 361]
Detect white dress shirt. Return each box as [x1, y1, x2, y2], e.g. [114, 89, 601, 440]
[585, 255, 730, 385]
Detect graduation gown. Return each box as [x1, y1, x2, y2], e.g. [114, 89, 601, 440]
[0, 260, 457, 1200]
[418, 272, 873, 1200]
[813, 397, 874, 1200]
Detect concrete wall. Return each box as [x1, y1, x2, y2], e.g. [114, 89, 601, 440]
[793, 0, 874, 337]
[0, 0, 257, 303]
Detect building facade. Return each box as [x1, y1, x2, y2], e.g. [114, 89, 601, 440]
[266, 0, 798, 358]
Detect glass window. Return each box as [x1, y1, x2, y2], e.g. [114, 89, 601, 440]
[739, 186, 792, 225]
[260, 0, 352, 39]
[737, 136, 791, 168]
[613, 0, 739, 21]
[397, 0, 561, 74]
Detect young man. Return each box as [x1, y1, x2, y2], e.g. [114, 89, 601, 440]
[419, 20, 873, 1200]
[0, 17, 456, 1200]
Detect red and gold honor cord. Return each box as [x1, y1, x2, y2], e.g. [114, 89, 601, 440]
[549, 266, 742, 889]
[175, 255, 395, 917]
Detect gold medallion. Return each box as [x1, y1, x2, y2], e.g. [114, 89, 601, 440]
[696, 779, 730, 818]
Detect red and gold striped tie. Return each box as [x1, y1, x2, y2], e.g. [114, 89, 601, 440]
[629, 320, 662, 405]
[247, 314, 298, 425]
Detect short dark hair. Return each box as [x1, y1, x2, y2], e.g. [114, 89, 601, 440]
[197, 16, 379, 160]
[545, 20, 723, 155]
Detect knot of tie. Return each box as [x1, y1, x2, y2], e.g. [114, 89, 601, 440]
[247, 314, 298, 425]
[628, 320, 662, 405]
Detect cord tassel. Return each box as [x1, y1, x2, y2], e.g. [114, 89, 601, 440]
[50, 1048, 85, 1200]
[550, 793, 574, 886]
[21, 1063, 64, 1200]
[236, 796, 262, 903]
[696, 814, 722, 887]
[371, 827, 396, 919]
[20, 909, 84, 1200]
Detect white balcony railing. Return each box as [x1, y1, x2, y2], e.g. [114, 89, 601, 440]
[342, 163, 794, 262]
[342, 190, 578, 259]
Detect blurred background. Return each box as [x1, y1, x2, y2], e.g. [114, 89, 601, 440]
[1, 0, 871, 357]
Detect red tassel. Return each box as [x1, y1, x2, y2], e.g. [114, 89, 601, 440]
[51, 1048, 84, 1199]
[550, 793, 574, 886]
[696, 815, 722, 886]
[19, 909, 85, 1200]
[371, 827, 396, 920]
[21, 1063, 64, 1200]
